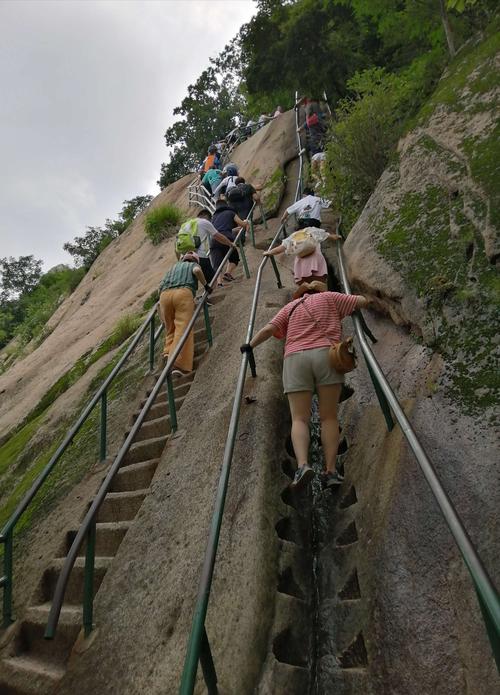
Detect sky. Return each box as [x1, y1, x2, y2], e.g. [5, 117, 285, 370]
[0, 0, 256, 270]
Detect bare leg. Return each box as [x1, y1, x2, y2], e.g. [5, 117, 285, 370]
[317, 384, 342, 473]
[287, 391, 313, 468]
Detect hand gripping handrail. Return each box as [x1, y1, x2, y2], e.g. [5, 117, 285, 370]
[179, 222, 286, 695]
[336, 239, 500, 669]
[45, 217, 253, 641]
[1, 302, 162, 627]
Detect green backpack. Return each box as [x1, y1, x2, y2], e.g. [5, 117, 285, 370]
[175, 219, 201, 255]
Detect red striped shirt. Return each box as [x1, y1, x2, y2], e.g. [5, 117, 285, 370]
[270, 292, 358, 357]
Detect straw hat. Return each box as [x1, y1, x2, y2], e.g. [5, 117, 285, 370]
[292, 280, 328, 300]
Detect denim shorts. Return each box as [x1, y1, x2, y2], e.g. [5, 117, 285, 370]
[282, 347, 344, 394]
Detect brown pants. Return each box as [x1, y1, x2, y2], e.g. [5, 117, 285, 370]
[159, 287, 194, 372]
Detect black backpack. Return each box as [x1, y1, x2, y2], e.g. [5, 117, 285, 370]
[227, 184, 245, 203]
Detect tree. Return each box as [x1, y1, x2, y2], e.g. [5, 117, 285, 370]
[63, 226, 116, 269]
[0, 255, 42, 301]
[158, 147, 194, 189]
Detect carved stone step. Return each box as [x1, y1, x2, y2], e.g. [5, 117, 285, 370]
[111, 458, 159, 492]
[97, 489, 149, 523]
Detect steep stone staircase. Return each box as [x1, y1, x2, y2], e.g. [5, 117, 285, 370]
[0, 319, 211, 695]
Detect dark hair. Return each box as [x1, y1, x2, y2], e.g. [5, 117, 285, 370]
[208, 145, 216, 154]
[198, 209, 211, 219]
[303, 187, 315, 196]
[235, 177, 245, 185]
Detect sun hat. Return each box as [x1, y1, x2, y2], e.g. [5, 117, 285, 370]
[181, 252, 200, 263]
[292, 280, 328, 300]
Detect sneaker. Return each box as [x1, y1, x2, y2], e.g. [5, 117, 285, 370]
[171, 368, 192, 378]
[321, 470, 344, 489]
[290, 465, 314, 491]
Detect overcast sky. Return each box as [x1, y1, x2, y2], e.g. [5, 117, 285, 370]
[0, 0, 256, 270]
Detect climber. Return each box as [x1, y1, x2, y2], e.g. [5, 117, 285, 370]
[263, 226, 340, 285]
[281, 187, 329, 229]
[226, 176, 260, 223]
[201, 166, 223, 197]
[212, 166, 239, 199]
[159, 252, 212, 376]
[211, 196, 250, 286]
[176, 209, 235, 283]
[198, 145, 221, 178]
[240, 283, 369, 489]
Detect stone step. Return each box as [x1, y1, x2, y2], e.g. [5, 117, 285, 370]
[97, 489, 150, 523]
[0, 655, 64, 695]
[135, 400, 170, 423]
[110, 459, 159, 492]
[73, 521, 130, 557]
[123, 436, 169, 466]
[13, 604, 81, 667]
[141, 380, 191, 409]
[34, 557, 112, 605]
[129, 415, 171, 443]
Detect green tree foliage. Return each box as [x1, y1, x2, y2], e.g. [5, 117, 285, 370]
[323, 56, 445, 228]
[63, 195, 153, 268]
[159, 38, 246, 188]
[0, 263, 85, 351]
[0, 255, 42, 301]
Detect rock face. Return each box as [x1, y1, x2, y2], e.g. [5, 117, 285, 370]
[342, 30, 500, 414]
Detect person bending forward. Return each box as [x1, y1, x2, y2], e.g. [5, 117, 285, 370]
[242, 283, 369, 489]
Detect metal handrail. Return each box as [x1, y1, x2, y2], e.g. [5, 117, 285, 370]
[336, 241, 500, 668]
[179, 220, 286, 695]
[1, 303, 162, 627]
[45, 215, 253, 640]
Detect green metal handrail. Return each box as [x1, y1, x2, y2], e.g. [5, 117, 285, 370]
[179, 220, 286, 695]
[44, 213, 256, 641]
[1, 303, 163, 628]
[336, 238, 500, 670]
[178, 94, 304, 694]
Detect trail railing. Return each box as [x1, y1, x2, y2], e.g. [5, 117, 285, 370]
[178, 221, 285, 695]
[44, 212, 255, 641]
[0, 304, 164, 628]
[336, 232, 500, 670]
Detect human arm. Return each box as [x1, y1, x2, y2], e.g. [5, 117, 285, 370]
[192, 265, 207, 288]
[240, 322, 275, 357]
[263, 244, 285, 257]
[234, 213, 250, 231]
[355, 295, 370, 309]
[328, 232, 341, 241]
[213, 231, 235, 248]
[281, 210, 289, 224]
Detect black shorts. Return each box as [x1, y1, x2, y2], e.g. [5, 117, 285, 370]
[210, 246, 240, 275]
[198, 256, 214, 284]
[297, 218, 321, 229]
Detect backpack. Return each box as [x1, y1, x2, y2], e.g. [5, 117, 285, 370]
[203, 154, 216, 172]
[175, 219, 201, 255]
[227, 184, 245, 203]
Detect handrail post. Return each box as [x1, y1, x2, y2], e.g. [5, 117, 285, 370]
[200, 628, 219, 695]
[2, 530, 14, 628]
[99, 391, 107, 462]
[249, 216, 255, 248]
[203, 303, 213, 347]
[260, 203, 268, 229]
[149, 313, 156, 371]
[237, 238, 250, 279]
[83, 518, 96, 637]
[364, 359, 395, 431]
[269, 256, 283, 289]
[166, 375, 178, 433]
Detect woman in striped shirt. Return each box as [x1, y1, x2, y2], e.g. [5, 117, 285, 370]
[241, 283, 369, 489]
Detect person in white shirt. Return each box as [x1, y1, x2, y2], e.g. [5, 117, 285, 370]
[281, 187, 330, 229]
[190, 209, 235, 283]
